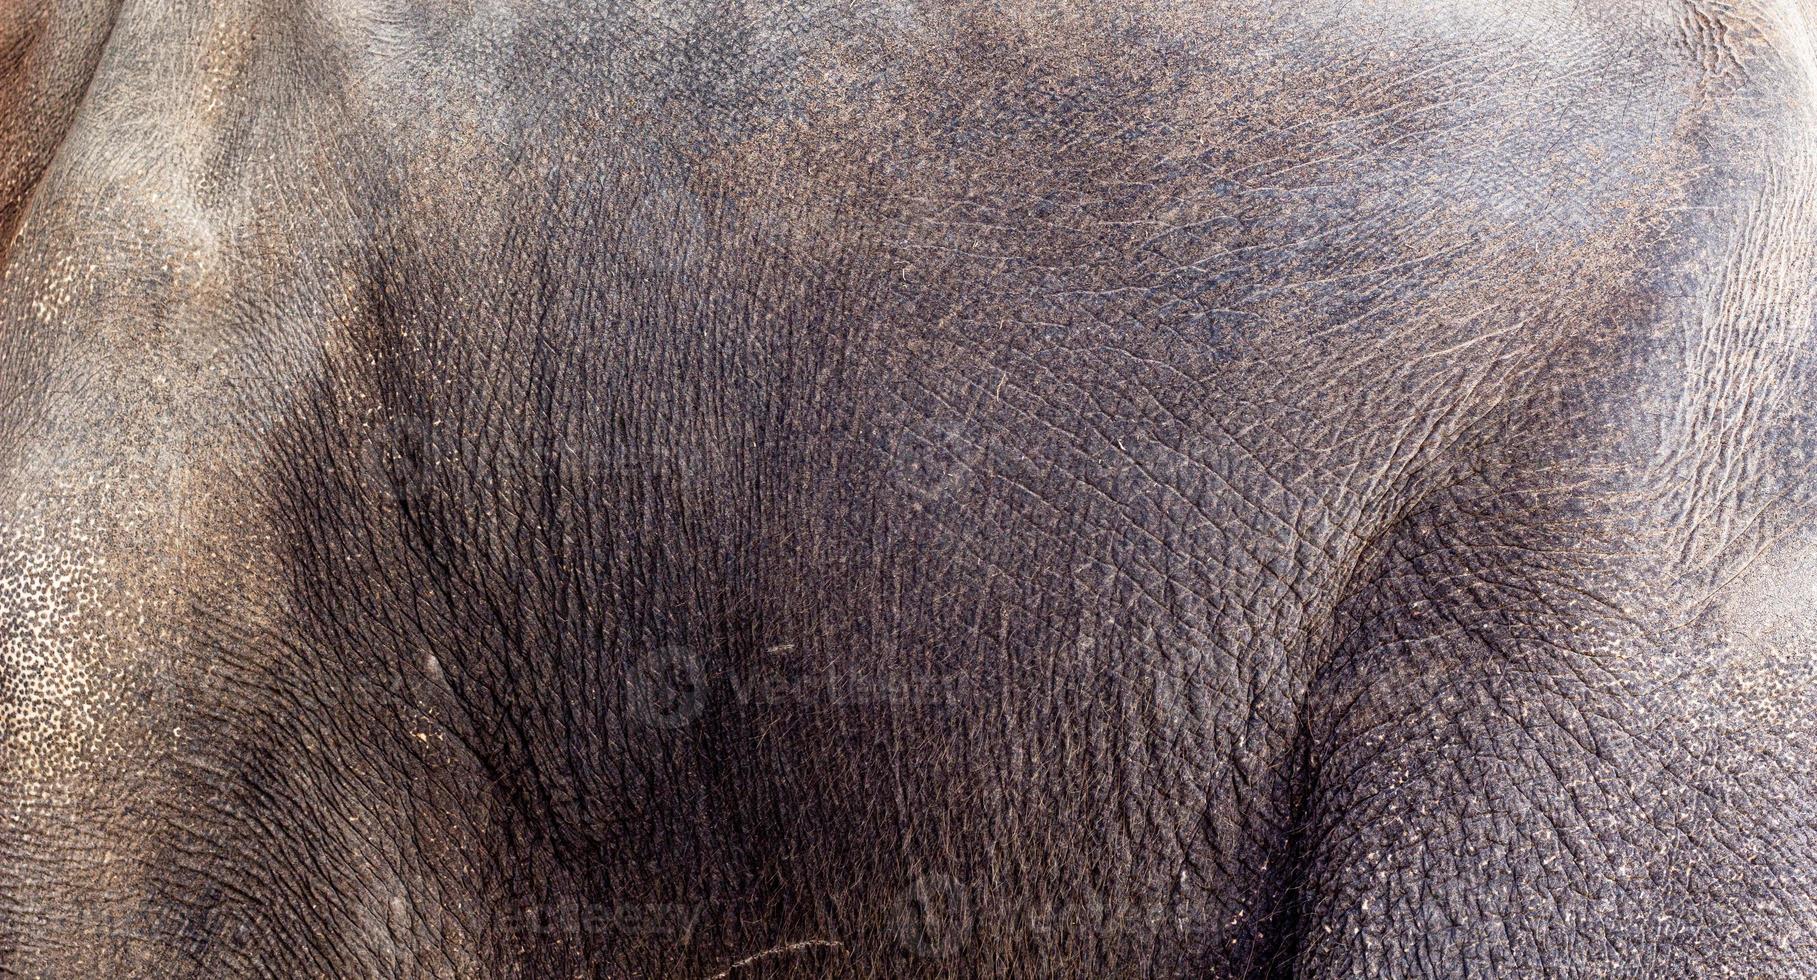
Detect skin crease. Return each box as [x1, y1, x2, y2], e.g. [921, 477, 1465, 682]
[0, 0, 1814, 976]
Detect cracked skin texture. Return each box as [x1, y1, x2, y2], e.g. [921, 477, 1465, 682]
[1, 0, 1816, 976]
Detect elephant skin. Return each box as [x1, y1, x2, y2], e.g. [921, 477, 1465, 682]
[1, 0, 1816, 976]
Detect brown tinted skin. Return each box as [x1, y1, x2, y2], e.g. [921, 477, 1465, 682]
[0, 3, 117, 262]
[1, 1, 1815, 976]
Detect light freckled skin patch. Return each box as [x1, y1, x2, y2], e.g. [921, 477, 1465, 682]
[1712, 536, 1817, 645]
[0, 519, 106, 781]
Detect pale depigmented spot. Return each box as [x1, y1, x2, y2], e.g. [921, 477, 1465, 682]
[1714, 536, 1817, 645]
[197, 15, 254, 123]
[26, 249, 88, 325]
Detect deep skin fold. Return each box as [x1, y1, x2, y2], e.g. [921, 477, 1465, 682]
[0, 0, 1815, 976]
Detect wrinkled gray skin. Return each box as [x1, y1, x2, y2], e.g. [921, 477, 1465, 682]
[2, 0, 1816, 976]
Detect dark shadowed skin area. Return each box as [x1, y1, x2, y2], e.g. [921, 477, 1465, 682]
[1, 0, 1815, 976]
